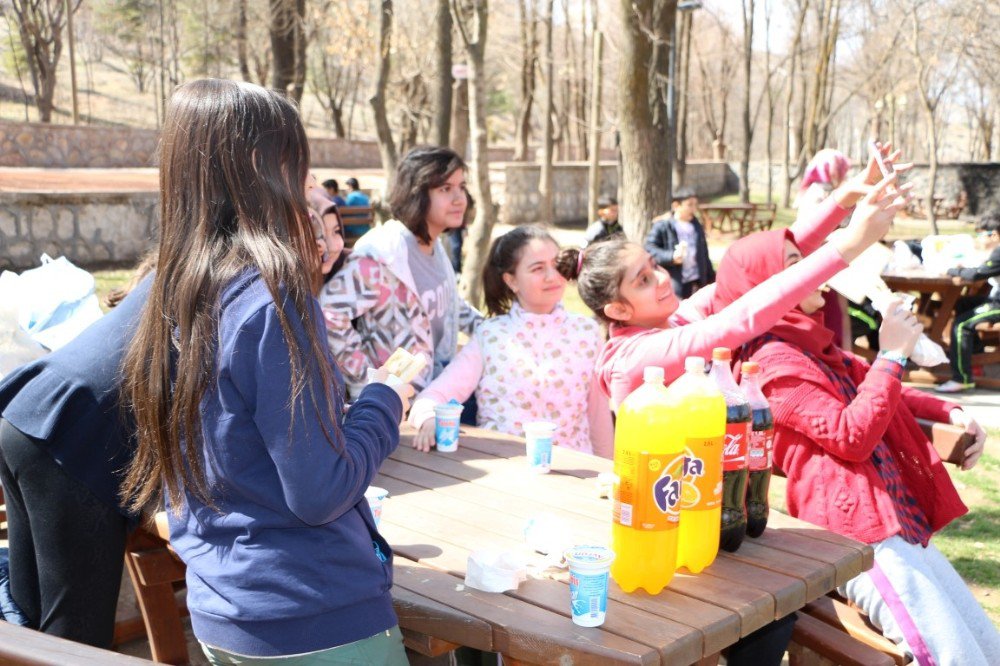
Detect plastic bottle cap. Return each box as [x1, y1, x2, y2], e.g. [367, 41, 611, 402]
[643, 366, 665, 383]
[712, 347, 731, 361]
[684, 357, 705, 373]
[741, 361, 759, 374]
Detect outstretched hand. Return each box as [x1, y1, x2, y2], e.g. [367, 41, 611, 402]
[834, 173, 910, 262]
[834, 142, 914, 209]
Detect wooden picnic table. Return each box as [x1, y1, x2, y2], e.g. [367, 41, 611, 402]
[699, 203, 776, 237]
[379, 426, 873, 665]
[882, 271, 989, 347]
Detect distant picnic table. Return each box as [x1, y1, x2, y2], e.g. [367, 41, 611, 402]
[700, 202, 777, 237]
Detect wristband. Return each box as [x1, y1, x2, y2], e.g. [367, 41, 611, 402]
[877, 350, 908, 366]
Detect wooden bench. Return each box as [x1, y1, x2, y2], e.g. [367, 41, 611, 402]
[0, 621, 153, 665]
[784, 418, 970, 665]
[338, 206, 375, 248]
[122, 512, 490, 665]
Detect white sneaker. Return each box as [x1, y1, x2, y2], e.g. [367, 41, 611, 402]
[935, 380, 974, 393]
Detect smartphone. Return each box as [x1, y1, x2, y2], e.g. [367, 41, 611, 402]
[868, 140, 894, 179]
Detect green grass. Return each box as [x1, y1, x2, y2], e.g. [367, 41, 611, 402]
[93, 269, 133, 312]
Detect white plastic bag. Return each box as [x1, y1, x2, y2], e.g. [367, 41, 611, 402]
[0, 272, 48, 378]
[869, 290, 949, 368]
[886, 240, 922, 272]
[10, 255, 103, 351]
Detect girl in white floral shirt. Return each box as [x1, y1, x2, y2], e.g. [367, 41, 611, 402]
[408, 226, 614, 457]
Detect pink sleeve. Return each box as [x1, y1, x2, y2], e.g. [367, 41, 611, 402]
[587, 373, 615, 459]
[788, 195, 851, 256]
[407, 338, 483, 428]
[668, 197, 850, 328]
[610, 244, 848, 407]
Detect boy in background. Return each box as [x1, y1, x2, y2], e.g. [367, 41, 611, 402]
[644, 187, 714, 297]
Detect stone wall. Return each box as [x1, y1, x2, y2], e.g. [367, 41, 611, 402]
[499, 160, 735, 225]
[0, 192, 158, 271]
[737, 160, 1000, 217]
[0, 121, 531, 169]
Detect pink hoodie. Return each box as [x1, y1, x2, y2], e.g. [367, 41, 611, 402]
[597, 195, 852, 409]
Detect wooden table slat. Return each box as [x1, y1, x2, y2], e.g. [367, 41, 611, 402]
[393, 559, 661, 666]
[378, 474, 736, 658]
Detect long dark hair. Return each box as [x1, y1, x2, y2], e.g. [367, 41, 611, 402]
[121, 79, 339, 513]
[482, 225, 576, 317]
[388, 146, 466, 244]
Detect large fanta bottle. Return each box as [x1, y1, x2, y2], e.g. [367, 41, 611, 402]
[669, 357, 726, 573]
[611, 366, 685, 594]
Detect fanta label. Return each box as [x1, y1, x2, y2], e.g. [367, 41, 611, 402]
[680, 437, 723, 510]
[613, 451, 684, 531]
[748, 428, 774, 471]
[722, 423, 750, 472]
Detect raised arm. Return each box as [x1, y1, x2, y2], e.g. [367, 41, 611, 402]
[764, 357, 904, 463]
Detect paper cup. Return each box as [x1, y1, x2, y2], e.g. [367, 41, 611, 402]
[564, 545, 616, 627]
[434, 404, 464, 452]
[364, 486, 389, 528]
[524, 421, 556, 473]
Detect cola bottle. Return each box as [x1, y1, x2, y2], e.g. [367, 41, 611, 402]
[740, 362, 773, 538]
[708, 348, 750, 552]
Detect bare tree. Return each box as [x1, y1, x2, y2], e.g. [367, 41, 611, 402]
[903, 0, 965, 233]
[9, 0, 81, 122]
[539, 0, 555, 223]
[432, 0, 453, 146]
[269, 0, 306, 102]
[452, 0, 497, 305]
[371, 0, 398, 187]
[587, 5, 603, 221]
[673, 6, 693, 186]
[738, 0, 755, 202]
[513, 0, 538, 161]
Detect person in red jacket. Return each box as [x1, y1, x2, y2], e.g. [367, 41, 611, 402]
[712, 230, 998, 666]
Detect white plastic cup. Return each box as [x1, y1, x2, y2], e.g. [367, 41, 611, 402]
[364, 486, 389, 528]
[434, 404, 464, 452]
[524, 421, 557, 473]
[564, 545, 616, 627]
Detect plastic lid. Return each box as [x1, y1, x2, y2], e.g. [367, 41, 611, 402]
[741, 361, 760, 374]
[712, 347, 731, 361]
[643, 366, 665, 383]
[685, 357, 705, 373]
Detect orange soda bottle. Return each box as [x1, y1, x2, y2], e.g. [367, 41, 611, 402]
[611, 366, 685, 594]
[669, 357, 726, 573]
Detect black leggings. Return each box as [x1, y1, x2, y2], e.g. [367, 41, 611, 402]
[0, 419, 127, 648]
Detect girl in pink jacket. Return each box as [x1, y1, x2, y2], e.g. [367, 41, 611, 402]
[409, 226, 615, 457]
[570, 159, 908, 410]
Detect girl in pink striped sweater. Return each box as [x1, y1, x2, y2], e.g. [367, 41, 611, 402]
[409, 226, 614, 457]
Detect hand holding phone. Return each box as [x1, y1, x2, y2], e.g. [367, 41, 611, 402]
[869, 140, 895, 179]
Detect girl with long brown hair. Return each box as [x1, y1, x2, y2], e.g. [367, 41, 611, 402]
[121, 79, 411, 665]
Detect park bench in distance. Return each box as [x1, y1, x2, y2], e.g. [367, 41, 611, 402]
[338, 205, 375, 249]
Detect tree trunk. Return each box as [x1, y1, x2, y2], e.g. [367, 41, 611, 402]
[237, 0, 251, 81]
[781, 0, 808, 207]
[513, 0, 537, 161]
[370, 0, 398, 189]
[673, 8, 692, 188]
[433, 0, 453, 146]
[739, 0, 754, 203]
[617, 0, 675, 241]
[587, 29, 603, 223]
[269, 0, 296, 95]
[453, 0, 497, 306]
[290, 0, 307, 104]
[450, 78, 469, 157]
[539, 0, 555, 224]
[924, 103, 940, 234]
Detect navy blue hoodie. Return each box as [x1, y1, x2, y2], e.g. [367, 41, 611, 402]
[168, 272, 402, 656]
